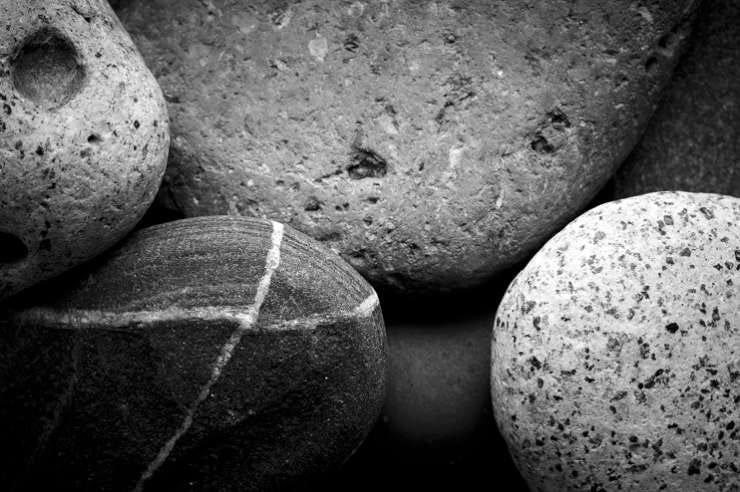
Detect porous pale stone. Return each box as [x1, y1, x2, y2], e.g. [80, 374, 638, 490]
[0, 216, 387, 492]
[615, 0, 740, 198]
[491, 191, 739, 492]
[0, 0, 169, 300]
[115, 0, 697, 293]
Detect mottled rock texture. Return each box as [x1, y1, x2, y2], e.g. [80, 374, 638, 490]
[615, 0, 740, 198]
[0, 216, 387, 492]
[115, 0, 698, 293]
[0, 0, 169, 300]
[492, 191, 739, 492]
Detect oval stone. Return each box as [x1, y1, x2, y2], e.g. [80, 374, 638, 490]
[0, 216, 387, 491]
[0, 0, 170, 300]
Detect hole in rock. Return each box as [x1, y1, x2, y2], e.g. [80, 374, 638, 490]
[530, 135, 555, 154]
[12, 28, 86, 109]
[0, 232, 28, 264]
[347, 148, 388, 179]
[644, 56, 658, 75]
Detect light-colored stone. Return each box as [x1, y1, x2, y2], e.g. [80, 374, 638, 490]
[0, 0, 169, 300]
[115, 0, 697, 293]
[492, 191, 739, 492]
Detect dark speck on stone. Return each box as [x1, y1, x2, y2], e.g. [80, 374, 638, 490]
[688, 459, 702, 475]
[665, 322, 679, 334]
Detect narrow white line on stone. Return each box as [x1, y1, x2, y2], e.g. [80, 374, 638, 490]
[131, 222, 284, 492]
[352, 292, 379, 318]
[260, 292, 380, 332]
[12, 292, 379, 333]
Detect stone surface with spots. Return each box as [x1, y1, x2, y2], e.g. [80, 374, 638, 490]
[615, 0, 740, 198]
[0, 216, 387, 492]
[114, 0, 697, 293]
[491, 191, 740, 492]
[0, 0, 169, 301]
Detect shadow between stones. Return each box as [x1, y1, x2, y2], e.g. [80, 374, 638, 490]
[0, 231, 28, 264]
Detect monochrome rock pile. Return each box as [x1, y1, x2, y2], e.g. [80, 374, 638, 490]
[0, 1, 737, 491]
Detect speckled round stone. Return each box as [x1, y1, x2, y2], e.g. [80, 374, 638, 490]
[115, 0, 697, 293]
[615, 0, 740, 198]
[0, 0, 169, 300]
[0, 216, 386, 491]
[491, 191, 739, 492]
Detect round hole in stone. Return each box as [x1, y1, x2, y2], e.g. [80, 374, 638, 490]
[12, 28, 86, 109]
[0, 232, 28, 264]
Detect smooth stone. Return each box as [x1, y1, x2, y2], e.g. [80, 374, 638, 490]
[0, 216, 387, 492]
[615, 0, 740, 198]
[492, 191, 740, 492]
[115, 0, 697, 293]
[0, 0, 169, 301]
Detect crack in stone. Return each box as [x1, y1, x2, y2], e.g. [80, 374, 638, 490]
[131, 221, 284, 492]
[8, 292, 380, 333]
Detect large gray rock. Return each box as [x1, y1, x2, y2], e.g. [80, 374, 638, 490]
[115, 0, 698, 293]
[615, 0, 740, 198]
[0, 0, 169, 300]
[492, 191, 740, 492]
[0, 216, 386, 492]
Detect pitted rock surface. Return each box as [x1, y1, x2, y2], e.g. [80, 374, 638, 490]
[115, 0, 697, 292]
[0, 216, 386, 492]
[492, 191, 739, 492]
[615, 0, 740, 198]
[0, 0, 169, 300]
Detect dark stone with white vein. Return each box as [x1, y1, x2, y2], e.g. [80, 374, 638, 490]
[0, 216, 386, 491]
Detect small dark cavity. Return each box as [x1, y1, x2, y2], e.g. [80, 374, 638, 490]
[442, 31, 457, 44]
[12, 28, 86, 109]
[347, 148, 388, 179]
[665, 322, 679, 334]
[304, 196, 322, 212]
[547, 108, 571, 129]
[644, 56, 658, 74]
[87, 133, 103, 144]
[530, 135, 555, 154]
[0, 231, 28, 264]
[343, 34, 360, 53]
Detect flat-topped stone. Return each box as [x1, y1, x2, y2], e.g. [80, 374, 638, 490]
[115, 0, 698, 293]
